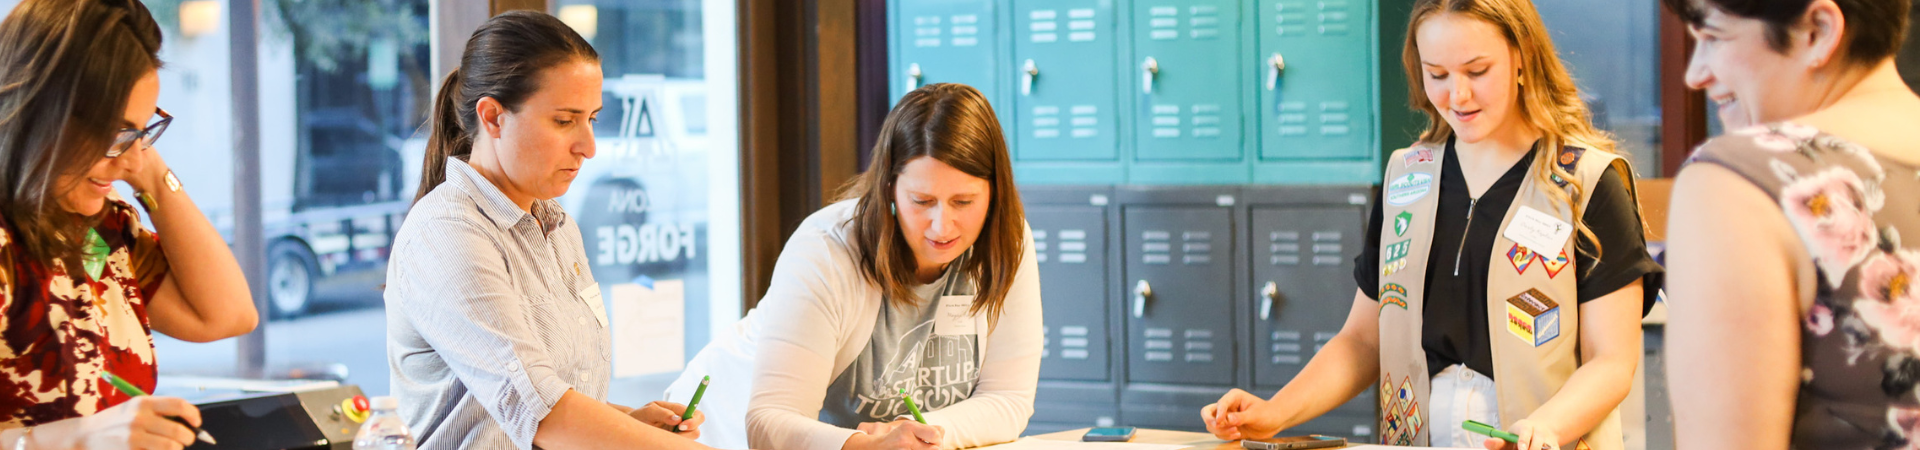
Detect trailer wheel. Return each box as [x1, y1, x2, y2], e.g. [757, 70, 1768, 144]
[267, 241, 317, 320]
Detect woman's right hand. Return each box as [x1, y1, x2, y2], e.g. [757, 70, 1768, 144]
[850, 419, 942, 450]
[1201, 388, 1285, 441]
[70, 396, 202, 450]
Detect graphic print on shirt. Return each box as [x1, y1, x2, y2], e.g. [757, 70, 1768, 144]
[849, 320, 980, 422]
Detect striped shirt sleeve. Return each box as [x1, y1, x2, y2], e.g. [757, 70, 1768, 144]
[389, 215, 573, 450]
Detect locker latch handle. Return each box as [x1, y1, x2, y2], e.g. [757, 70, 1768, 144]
[907, 63, 923, 91]
[1141, 57, 1158, 94]
[1266, 53, 1286, 91]
[1132, 280, 1153, 318]
[1259, 281, 1280, 320]
[1022, 59, 1039, 96]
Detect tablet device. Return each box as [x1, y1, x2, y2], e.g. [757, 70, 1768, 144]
[1240, 435, 1347, 450]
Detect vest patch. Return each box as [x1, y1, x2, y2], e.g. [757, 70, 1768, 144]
[1393, 211, 1413, 237]
[1378, 283, 1411, 312]
[1379, 374, 1424, 446]
[1386, 172, 1435, 206]
[1380, 296, 1408, 312]
[1382, 240, 1413, 276]
[1539, 249, 1571, 278]
[1403, 147, 1435, 167]
[1506, 288, 1562, 347]
[1507, 244, 1535, 274]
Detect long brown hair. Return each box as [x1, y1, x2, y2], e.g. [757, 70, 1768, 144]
[0, 0, 163, 265]
[414, 11, 597, 204]
[840, 83, 1026, 321]
[1402, 0, 1618, 256]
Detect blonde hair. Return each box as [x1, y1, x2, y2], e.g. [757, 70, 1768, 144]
[1401, 0, 1620, 257]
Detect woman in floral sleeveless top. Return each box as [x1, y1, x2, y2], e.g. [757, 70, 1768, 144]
[1662, 0, 1920, 448]
[0, 1, 259, 448]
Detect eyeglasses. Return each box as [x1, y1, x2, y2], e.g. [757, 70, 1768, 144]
[107, 107, 171, 158]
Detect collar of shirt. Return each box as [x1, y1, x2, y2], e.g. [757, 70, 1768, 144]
[442, 157, 568, 235]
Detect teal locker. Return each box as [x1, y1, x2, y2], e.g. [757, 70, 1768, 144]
[1012, 0, 1119, 162]
[893, 0, 1000, 103]
[1130, 1, 1243, 162]
[1258, 0, 1373, 160]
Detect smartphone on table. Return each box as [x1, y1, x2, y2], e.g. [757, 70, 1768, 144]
[1240, 435, 1347, 450]
[1081, 427, 1138, 442]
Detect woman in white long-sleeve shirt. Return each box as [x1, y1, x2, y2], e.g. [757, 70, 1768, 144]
[747, 83, 1043, 450]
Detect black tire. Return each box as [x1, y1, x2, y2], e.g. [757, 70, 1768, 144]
[267, 240, 318, 320]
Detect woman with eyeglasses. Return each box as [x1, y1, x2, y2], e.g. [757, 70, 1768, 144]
[0, 0, 260, 449]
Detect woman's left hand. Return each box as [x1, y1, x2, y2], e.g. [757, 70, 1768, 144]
[121, 142, 172, 196]
[628, 401, 704, 438]
[1483, 419, 1560, 450]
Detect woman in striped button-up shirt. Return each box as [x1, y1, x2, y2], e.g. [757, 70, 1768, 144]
[385, 11, 709, 450]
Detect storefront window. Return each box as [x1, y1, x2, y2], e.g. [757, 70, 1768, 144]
[1536, 0, 1666, 175]
[0, 0, 744, 399]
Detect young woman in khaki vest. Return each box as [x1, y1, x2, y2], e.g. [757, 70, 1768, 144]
[1199, 1, 1663, 449]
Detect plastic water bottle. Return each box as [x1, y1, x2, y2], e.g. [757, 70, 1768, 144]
[352, 396, 416, 450]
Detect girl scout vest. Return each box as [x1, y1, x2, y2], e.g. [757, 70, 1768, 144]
[1375, 141, 1635, 450]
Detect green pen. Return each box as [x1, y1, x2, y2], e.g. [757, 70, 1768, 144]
[899, 388, 927, 424]
[1463, 420, 1519, 443]
[102, 371, 216, 445]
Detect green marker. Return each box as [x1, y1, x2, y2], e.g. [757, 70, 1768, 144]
[681, 376, 710, 421]
[662, 376, 710, 431]
[102, 371, 216, 445]
[899, 388, 927, 424]
[1463, 420, 1519, 443]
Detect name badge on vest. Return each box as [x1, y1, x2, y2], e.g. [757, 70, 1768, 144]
[935, 295, 978, 336]
[582, 283, 609, 328]
[1503, 205, 1575, 254]
[1506, 288, 1561, 347]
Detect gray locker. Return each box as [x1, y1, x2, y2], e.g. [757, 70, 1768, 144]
[1028, 205, 1111, 382]
[893, 0, 1000, 101]
[1131, 0, 1243, 162]
[1244, 187, 1377, 441]
[1249, 206, 1363, 387]
[1123, 207, 1236, 385]
[1012, 0, 1119, 162]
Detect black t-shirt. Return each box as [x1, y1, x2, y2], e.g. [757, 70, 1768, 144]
[1352, 140, 1664, 380]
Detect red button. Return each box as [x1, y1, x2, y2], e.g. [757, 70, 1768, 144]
[352, 395, 370, 413]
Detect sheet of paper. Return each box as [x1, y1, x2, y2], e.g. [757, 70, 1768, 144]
[1345, 445, 1481, 450]
[611, 280, 685, 378]
[973, 438, 1194, 450]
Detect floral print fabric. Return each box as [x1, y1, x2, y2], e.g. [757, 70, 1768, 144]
[1688, 123, 1920, 449]
[0, 199, 170, 427]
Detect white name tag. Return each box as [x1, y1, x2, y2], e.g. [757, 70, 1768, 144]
[935, 295, 978, 336]
[1503, 205, 1575, 254]
[581, 283, 609, 328]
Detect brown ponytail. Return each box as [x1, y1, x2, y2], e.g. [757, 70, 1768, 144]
[409, 10, 597, 205]
[414, 67, 472, 204]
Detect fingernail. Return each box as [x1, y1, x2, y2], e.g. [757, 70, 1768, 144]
[679, 424, 688, 431]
